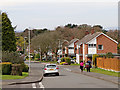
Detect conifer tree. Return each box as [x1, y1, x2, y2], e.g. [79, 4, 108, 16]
[2, 13, 16, 52]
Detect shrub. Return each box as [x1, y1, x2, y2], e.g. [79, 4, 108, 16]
[60, 62, 66, 65]
[2, 51, 24, 64]
[11, 64, 22, 76]
[35, 53, 40, 59]
[21, 63, 29, 72]
[61, 57, 65, 62]
[93, 54, 99, 67]
[106, 52, 114, 58]
[1, 62, 12, 75]
[65, 57, 71, 65]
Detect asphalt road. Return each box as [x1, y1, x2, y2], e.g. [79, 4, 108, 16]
[2, 63, 118, 89]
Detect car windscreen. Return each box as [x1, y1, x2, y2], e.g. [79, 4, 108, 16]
[47, 65, 56, 68]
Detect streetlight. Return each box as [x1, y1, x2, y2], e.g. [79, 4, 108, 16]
[24, 37, 27, 55]
[58, 39, 61, 60]
[28, 28, 31, 73]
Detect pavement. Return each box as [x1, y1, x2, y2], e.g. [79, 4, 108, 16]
[62, 65, 119, 85]
[2, 62, 43, 86]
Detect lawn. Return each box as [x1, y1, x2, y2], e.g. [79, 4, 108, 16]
[2, 72, 29, 80]
[84, 68, 119, 77]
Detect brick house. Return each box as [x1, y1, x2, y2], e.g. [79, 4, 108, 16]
[66, 38, 79, 58]
[57, 39, 79, 58]
[76, 31, 118, 64]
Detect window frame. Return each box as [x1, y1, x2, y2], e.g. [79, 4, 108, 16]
[98, 45, 103, 50]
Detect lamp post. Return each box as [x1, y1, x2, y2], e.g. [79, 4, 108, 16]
[24, 37, 27, 55]
[28, 29, 31, 73]
[58, 39, 61, 60]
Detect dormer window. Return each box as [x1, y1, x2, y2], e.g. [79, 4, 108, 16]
[88, 44, 96, 48]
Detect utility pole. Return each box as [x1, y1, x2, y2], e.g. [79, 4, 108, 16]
[58, 39, 61, 60]
[28, 29, 31, 73]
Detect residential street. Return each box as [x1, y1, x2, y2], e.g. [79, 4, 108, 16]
[2, 62, 118, 89]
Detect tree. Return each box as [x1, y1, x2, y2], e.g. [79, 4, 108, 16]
[2, 13, 16, 52]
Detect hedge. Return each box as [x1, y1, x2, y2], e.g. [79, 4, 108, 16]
[1, 62, 12, 75]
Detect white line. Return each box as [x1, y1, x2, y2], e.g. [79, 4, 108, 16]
[32, 83, 36, 88]
[64, 68, 71, 71]
[39, 82, 45, 88]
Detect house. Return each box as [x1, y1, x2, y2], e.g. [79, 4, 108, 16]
[76, 30, 118, 64]
[67, 38, 79, 58]
[57, 40, 69, 58]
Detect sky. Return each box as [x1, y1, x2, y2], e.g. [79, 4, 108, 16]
[0, 0, 119, 32]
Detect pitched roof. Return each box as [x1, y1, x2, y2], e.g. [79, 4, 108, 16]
[69, 38, 79, 45]
[76, 32, 101, 45]
[76, 32, 118, 45]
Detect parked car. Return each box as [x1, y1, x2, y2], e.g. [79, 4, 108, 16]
[43, 64, 59, 76]
[71, 58, 75, 64]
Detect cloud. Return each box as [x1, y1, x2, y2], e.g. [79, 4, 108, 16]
[0, 0, 119, 7]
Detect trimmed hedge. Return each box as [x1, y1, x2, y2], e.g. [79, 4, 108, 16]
[1, 62, 12, 75]
[21, 63, 29, 72]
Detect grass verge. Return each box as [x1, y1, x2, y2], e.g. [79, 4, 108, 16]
[84, 68, 119, 77]
[2, 72, 29, 80]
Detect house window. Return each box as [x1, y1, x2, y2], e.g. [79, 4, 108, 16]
[98, 45, 103, 50]
[68, 47, 74, 49]
[88, 44, 96, 48]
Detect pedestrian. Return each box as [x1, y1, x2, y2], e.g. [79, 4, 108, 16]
[85, 59, 91, 72]
[80, 61, 84, 72]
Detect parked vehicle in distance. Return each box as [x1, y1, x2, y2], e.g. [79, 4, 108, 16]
[71, 58, 75, 64]
[43, 64, 59, 76]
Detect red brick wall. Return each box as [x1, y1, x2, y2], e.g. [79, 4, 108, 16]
[80, 44, 83, 54]
[97, 34, 117, 54]
[74, 40, 79, 54]
[85, 44, 88, 55]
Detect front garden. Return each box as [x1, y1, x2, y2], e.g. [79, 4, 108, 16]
[2, 51, 29, 80]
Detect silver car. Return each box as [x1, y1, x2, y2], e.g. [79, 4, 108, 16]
[43, 64, 59, 76]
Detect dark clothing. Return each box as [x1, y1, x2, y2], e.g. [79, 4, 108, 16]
[80, 66, 83, 71]
[86, 60, 91, 72]
[86, 67, 90, 72]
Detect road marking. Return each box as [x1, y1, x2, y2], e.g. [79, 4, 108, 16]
[64, 68, 71, 72]
[32, 83, 36, 88]
[39, 82, 45, 88]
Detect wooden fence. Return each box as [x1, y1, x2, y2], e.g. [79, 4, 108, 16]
[97, 58, 120, 72]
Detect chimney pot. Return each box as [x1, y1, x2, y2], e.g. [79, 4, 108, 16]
[85, 30, 89, 35]
[91, 29, 95, 34]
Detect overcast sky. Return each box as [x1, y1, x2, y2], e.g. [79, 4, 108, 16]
[0, 0, 119, 31]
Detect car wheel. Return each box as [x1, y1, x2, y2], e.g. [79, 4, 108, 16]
[56, 73, 59, 76]
[43, 74, 47, 77]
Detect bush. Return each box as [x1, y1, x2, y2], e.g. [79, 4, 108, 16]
[1, 62, 12, 75]
[61, 57, 65, 62]
[35, 53, 40, 58]
[11, 64, 22, 76]
[106, 52, 114, 58]
[21, 63, 29, 72]
[2, 51, 24, 64]
[65, 57, 71, 65]
[60, 62, 66, 65]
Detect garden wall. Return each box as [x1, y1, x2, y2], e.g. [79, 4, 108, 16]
[97, 57, 120, 72]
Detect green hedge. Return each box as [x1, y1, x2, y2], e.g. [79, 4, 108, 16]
[21, 63, 29, 72]
[2, 62, 12, 75]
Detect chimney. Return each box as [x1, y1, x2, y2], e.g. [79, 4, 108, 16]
[85, 30, 89, 35]
[91, 28, 95, 34]
[71, 36, 74, 39]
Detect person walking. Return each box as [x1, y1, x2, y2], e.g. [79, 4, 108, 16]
[80, 61, 84, 72]
[85, 59, 91, 72]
